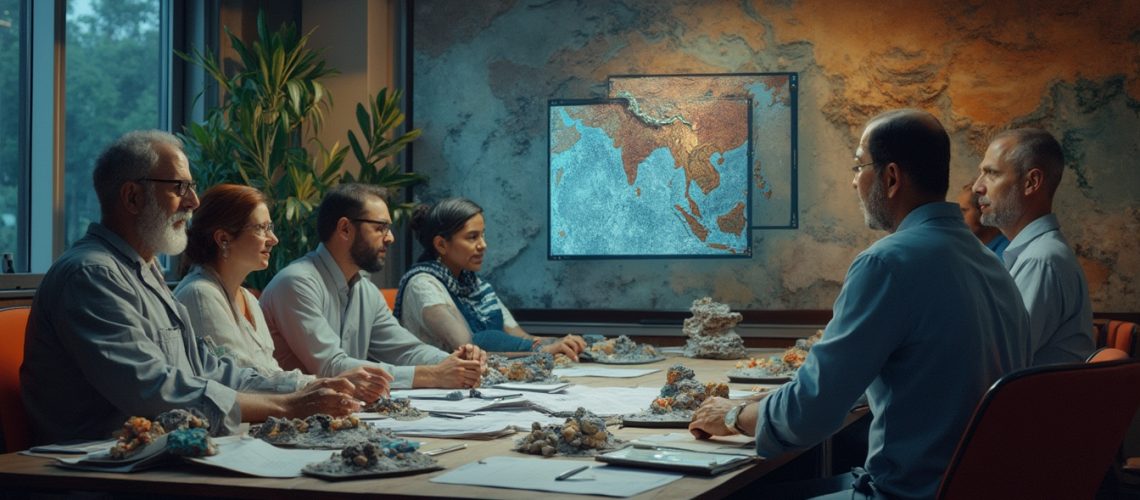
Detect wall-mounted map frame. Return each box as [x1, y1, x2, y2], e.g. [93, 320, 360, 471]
[608, 73, 798, 229]
[548, 97, 753, 260]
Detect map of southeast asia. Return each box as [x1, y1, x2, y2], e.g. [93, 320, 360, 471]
[610, 74, 798, 229]
[549, 97, 752, 258]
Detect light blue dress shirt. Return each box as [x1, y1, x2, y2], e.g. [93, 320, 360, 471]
[754, 202, 1031, 499]
[260, 244, 449, 388]
[1003, 214, 1094, 365]
[986, 233, 1010, 259]
[21, 224, 287, 445]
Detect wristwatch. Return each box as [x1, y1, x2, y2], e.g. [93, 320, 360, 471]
[724, 402, 750, 435]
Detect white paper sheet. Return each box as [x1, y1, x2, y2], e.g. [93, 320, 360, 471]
[516, 386, 661, 416]
[23, 439, 119, 456]
[430, 456, 681, 497]
[371, 410, 563, 439]
[553, 367, 660, 378]
[187, 436, 333, 478]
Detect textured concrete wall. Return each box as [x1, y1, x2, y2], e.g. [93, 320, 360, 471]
[409, 0, 1140, 313]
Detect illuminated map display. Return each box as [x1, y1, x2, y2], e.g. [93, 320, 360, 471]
[610, 73, 798, 229]
[548, 97, 752, 259]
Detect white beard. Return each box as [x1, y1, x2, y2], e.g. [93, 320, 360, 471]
[136, 188, 191, 256]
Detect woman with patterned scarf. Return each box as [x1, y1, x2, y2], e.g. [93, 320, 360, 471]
[394, 198, 585, 359]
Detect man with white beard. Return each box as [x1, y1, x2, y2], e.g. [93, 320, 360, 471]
[21, 130, 365, 445]
[973, 128, 1093, 365]
[690, 109, 1030, 499]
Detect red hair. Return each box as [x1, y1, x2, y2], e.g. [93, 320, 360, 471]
[184, 184, 269, 265]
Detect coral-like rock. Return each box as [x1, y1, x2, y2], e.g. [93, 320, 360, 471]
[514, 408, 621, 457]
[682, 297, 748, 359]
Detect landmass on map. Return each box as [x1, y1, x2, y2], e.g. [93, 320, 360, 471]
[609, 73, 797, 229]
[549, 97, 751, 257]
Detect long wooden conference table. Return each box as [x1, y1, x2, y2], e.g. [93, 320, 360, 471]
[0, 351, 867, 499]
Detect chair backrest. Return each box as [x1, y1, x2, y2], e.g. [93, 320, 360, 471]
[0, 306, 31, 453]
[1088, 347, 1131, 363]
[937, 359, 1140, 499]
[381, 288, 398, 311]
[1098, 321, 1139, 357]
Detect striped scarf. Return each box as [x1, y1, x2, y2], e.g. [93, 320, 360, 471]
[394, 260, 505, 332]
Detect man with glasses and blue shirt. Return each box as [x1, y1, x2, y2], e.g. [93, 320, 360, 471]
[689, 109, 1031, 499]
[261, 183, 488, 389]
[21, 131, 361, 445]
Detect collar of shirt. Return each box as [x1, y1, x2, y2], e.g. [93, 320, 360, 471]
[1001, 213, 1060, 270]
[894, 201, 961, 233]
[313, 243, 361, 298]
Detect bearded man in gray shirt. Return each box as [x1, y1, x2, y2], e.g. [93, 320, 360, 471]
[21, 131, 370, 445]
[261, 183, 486, 389]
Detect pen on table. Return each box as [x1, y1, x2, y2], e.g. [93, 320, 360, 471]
[555, 464, 591, 481]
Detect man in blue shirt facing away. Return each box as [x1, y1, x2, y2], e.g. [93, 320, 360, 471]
[973, 128, 1094, 365]
[690, 109, 1031, 499]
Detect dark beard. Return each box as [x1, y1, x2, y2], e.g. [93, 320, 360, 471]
[350, 235, 385, 273]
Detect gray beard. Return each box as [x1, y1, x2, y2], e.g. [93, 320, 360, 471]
[861, 177, 892, 231]
[979, 195, 1020, 230]
[136, 189, 190, 256]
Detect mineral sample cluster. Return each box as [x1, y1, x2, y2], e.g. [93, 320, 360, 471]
[110, 408, 217, 459]
[482, 352, 561, 385]
[515, 407, 620, 457]
[682, 297, 748, 359]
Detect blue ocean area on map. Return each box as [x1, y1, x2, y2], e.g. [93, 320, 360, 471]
[550, 107, 749, 257]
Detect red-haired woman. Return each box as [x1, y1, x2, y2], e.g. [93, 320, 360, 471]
[174, 184, 391, 401]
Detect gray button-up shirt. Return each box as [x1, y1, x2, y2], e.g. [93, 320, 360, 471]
[261, 244, 449, 388]
[20, 224, 289, 445]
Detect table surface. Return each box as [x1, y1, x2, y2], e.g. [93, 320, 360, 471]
[0, 349, 865, 499]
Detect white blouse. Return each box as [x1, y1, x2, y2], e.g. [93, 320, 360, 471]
[398, 273, 519, 352]
[173, 265, 315, 390]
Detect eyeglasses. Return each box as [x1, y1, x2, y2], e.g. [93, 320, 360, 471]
[243, 221, 275, 237]
[851, 161, 875, 173]
[137, 177, 198, 197]
[351, 218, 391, 235]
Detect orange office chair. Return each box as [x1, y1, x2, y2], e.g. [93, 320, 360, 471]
[0, 306, 32, 453]
[1096, 321, 1139, 358]
[936, 358, 1140, 499]
[380, 288, 398, 311]
[1089, 347, 1131, 363]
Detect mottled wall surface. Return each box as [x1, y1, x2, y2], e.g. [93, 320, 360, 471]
[409, 0, 1140, 312]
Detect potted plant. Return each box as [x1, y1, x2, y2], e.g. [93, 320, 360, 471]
[179, 12, 423, 289]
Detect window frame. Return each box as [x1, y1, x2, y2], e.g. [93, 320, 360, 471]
[0, 0, 211, 296]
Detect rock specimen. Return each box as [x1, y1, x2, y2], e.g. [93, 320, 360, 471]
[584, 335, 662, 363]
[109, 408, 216, 459]
[252, 414, 394, 449]
[302, 437, 440, 477]
[482, 352, 561, 385]
[623, 365, 729, 425]
[363, 397, 425, 420]
[514, 407, 621, 457]
[730, 330, 823, 378]
[682, 297, 748, 359]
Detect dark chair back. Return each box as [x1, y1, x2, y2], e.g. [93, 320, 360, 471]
[937, 359, 1140, 499]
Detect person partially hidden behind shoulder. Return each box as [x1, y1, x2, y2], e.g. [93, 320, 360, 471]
[689, 109, 1031, 499]
[20, 131, 361, 446]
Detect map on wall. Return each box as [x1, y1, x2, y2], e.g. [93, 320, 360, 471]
[608, 73, 798, 228]
[548, 98, 752, 259]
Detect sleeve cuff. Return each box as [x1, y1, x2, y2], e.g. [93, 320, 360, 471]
[389, 365, 417, 390]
